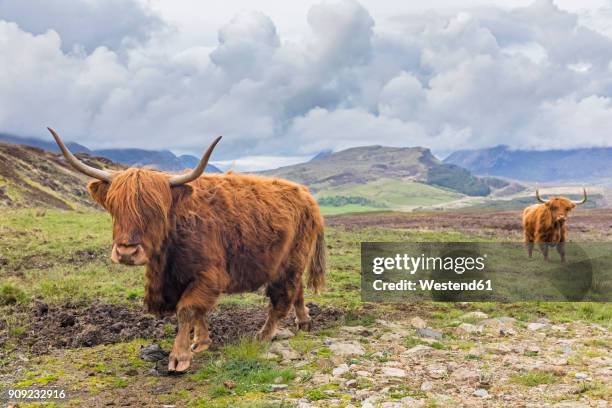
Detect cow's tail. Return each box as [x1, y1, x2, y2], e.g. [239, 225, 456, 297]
[307, 228, 326, 294]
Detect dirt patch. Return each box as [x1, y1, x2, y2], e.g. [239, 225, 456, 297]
[3, 301, 344, 355]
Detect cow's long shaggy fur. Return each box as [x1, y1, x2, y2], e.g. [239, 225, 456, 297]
[88, 170, 326, 317]
[522, 197, 576, 261]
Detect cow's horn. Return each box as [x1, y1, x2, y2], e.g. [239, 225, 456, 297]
[169, 136, 222, 186]
[48, 127, 113, 182]
[535, 188, 547, 203]
[573, 188, 587, 205]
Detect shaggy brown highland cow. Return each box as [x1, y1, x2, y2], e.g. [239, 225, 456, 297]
[522, 188, 587, 262]
[48, 127, 326, 372]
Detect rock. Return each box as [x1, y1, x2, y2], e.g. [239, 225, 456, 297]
[486, 343, 512, 355]
[323, 338, 335, 345]
[550, 357, 568, 366]
[269, 384, 288, 391]
[332, 364, 349, 376]
[426, 364, 447, 379]
[450, 368, 480, 383]
[274, 328, 295, 340]
[416, 327, 443, 339]
[329, 341, 366, 357]
[527, 322, 548, 331]
[312, 374, 332, 385]
[400, 397, 426, 407]
[473, 389, 489, 398]
[526, 345, 540, 355]
[460, 311, 488, 320]
[410, 317, 427, 329]
[345, 379, 358, 388]
[341, 325, 369, 334]
[403, 345, 432, 355]
[467, 347, 484, 357]
[420, 381, 435, 391]
[380, 332, 402, 341]
[139, 344, 169, 362]
[455, 323, 482, 336]
[356, 370, 370, 377]
[574, 372, 588, 380]
[269, 341, 300, 360]
[382, 402, 403, 408]
[381, 367, 407, 377]
[538, 365, 567, 376]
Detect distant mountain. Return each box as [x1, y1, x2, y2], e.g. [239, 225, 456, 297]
[0, 133, 221, 173]
[444, 145, 612, 182]
[263, 145, 512, 197]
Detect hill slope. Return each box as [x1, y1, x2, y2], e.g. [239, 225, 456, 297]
[0, 133, 221, 173]
[444, 145, 612, 182]
[0, 143, 123, 209]
[263, 145, 507, 197]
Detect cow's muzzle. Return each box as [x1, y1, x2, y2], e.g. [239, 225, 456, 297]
[111, 244, 148, 266]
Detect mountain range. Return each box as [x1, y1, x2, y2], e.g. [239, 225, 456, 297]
[0, 134, 221, 173]
[444, 145, 612, 182]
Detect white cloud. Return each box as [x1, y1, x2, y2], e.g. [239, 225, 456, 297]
[1, 0, 612, 169]
[0, 0, 164, 53]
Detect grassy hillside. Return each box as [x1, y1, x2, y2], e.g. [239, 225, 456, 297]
[0, 142, 122, 210]
[316, 179, 463, 214]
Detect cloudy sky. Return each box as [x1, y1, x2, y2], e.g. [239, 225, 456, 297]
[1, 0, 612, 170]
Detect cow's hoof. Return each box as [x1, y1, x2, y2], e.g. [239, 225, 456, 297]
[255, 329, 274, 342]
[168, 352, 192, 373]
[296, 319, 312, 332]
[191, 339, 212, 353]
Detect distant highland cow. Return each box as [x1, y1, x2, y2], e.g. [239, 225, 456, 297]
[48, 128, 326, 373]
[522, 188, 587, 262]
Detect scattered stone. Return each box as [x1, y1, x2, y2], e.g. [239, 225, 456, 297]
[574, 372, 588, 380]
[460, 311, 489, 320]
[381, 402, 403, 408]
[380, 332, 402, 341]
[473, 389, 489, 398]
[455, 323, 482, 336]
[345, 379, 358, 388]
[420, 381, 435, 392]
[223, 380, 236, 389]
[332, 364, 349, 376]
[341, 325, 369, 334]
[486, 343, 512, 355]
[526, 345, 540, 355]
[550, 357, 568, 366]
[410, 316, 427, 329]
[329, 341, 366, 357]
[450, 368, 480, 383]
[403, 344, 432, 355]
[427, 365, 447, 379]
[139, 344, 169, 362]
[269, 341, 300, 360]
[381, 367, 407, 377]
[416, 327, 443, 340]
[274, 328, 295, 340]
[527, 322, 548, 331]
[356, 370, 370, 377]
[269, 384, 288, 391]
[312, 374, 332, 385]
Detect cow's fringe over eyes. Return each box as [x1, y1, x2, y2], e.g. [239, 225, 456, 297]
[106, 169, 173, 243]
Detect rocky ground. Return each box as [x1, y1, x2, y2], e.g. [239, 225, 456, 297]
[263, 310, 611, 408]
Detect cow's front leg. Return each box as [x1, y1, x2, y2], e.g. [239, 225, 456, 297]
[538, 242, 549, 261]
[168, 307, 194, 373]
[191, 308, 212, 353]
[557, 242, 566, 263]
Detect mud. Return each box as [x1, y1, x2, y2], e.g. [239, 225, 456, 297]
[326, 208, 612, 239]
[2, 301, 343, 355]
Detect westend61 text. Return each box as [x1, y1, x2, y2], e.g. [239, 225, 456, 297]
[372, 279, 493, 291]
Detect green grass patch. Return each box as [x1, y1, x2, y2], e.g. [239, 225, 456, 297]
[191, 338, 295, 399]
[510, 371, 556, 387]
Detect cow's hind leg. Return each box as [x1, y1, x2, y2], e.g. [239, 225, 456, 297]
[294, 281, 312, 331]
[257, 278, 296, 341]
[191, 308, 212, 353]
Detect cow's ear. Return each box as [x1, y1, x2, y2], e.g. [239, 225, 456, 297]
[87, 180, 110, 210]
[171, 184, 193, 205]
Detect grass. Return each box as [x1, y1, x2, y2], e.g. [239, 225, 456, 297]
[191, 338, 295, 401]
[316, 179, 463, 212]
[510, 371, 557, 387]
[1, 207, 611, 406]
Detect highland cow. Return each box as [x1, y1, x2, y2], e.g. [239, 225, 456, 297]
[522, 188, 587, 262]
[48, 128, 326, 373]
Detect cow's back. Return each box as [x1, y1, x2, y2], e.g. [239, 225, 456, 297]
[189, 173, 322, 292]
